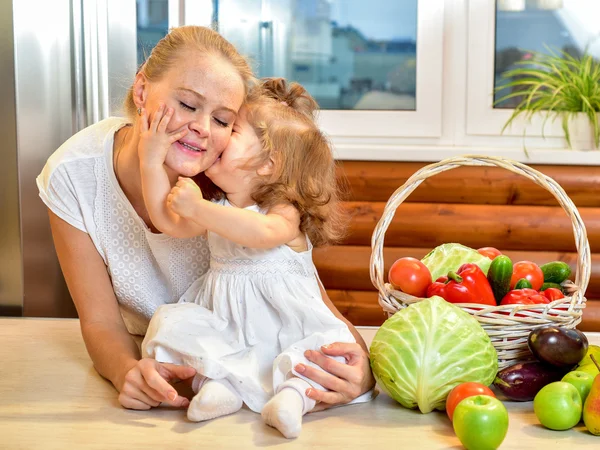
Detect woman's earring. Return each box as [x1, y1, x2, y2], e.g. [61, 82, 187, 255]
[137, 107, 142, 116]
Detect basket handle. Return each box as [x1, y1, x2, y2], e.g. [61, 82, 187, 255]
[369, 155, 591, 301]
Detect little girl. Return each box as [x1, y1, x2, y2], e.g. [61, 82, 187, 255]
[139, 79, 370, 438]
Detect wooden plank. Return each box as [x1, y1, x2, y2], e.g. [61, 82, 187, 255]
[315, 246, 600, 298]
[327, 289, 600, 332]
[326, 289, 388, 327]
[338, 161, 600, 207]
[342, 202, 600, 252]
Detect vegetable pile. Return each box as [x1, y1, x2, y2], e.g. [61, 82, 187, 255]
[388, 243, 572, 307]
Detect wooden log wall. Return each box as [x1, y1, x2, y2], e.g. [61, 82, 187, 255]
[318, 161, 600, 332]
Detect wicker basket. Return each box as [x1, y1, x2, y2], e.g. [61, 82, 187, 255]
[370, 155, 590, 370]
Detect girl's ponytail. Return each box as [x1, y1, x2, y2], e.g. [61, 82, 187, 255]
[259, 78, 318, 120]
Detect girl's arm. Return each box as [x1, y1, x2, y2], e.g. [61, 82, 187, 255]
[138, 106, 207, 239]
[169, 178, 300, 248]
[48, 211, 196, 409]
[140, 161, 207, 238]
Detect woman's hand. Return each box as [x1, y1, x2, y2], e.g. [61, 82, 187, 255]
[117, 358, 197, 410]
[295, 342, 375, 411]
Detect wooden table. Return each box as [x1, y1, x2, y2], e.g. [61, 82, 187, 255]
[1, 318, 599, 449]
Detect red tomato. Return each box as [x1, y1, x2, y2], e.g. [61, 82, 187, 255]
[543, 287, 565, 301]
[510, 261, 544, 290]
[446, 382, 496, 421]
[388, 257, 432, 297]
[477, 247, 502, 260]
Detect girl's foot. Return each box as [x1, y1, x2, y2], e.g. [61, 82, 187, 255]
[187, 379, 242, 422]
[262, 378, 316, 439]
[261, 388, 305, 438]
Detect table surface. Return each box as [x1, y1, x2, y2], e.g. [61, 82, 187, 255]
[1, 318, 599, 449]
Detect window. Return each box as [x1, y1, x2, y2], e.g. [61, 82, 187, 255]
[203, 0, 418, 111]
[136, 0, 169, 66]
[466, 0, 600, 152]
[495, 0, 600, 108]
[182, 0, 444, 139]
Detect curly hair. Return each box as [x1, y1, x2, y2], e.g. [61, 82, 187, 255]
[241, 78, 349, 247]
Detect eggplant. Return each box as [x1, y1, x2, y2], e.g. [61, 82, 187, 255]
[528, 326, 588, 368]
[493, 361, 567, 401]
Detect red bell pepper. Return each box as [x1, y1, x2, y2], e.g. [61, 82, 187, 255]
[426, 263, 496, 306]
[542, 288, 564, 301]
[500, 288, 550, 305]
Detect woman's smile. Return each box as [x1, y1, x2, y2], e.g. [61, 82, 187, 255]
[174, 139, 206, 154]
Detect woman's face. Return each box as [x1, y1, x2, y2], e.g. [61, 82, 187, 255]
[140, 52, 246, 177]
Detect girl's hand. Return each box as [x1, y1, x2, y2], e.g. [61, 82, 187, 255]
[117, 358, 196, 410]
[167, 177, 204, 219]
[295, 342, 375, 411]
[138, 104, 187, 167]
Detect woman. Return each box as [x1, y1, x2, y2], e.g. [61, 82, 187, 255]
[37, 26, 374, 411]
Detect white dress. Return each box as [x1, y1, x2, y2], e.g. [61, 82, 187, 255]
[142, 200, 356, 413]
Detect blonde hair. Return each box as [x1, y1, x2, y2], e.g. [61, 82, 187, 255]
[244, 78, 349, 247]
[123, 26, 255, 119]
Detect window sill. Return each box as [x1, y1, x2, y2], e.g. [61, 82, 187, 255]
[333, 143, 600, 166]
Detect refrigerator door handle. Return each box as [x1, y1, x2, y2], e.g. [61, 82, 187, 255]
[71, 0, 87, 132]
[72, 0, 111, 130]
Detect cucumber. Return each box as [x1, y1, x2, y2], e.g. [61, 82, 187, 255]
[487, 255, 513, 304]
[514, 278, 532, 289]
[540, 282, 564, 293]
[540, 261, 571, 284]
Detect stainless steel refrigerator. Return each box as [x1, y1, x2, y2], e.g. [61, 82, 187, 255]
[1, 0, 136, 317]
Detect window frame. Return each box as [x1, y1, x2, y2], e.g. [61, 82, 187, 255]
[317, 0, 444, 139]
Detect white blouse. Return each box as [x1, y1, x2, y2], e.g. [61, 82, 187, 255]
[37, 117, 211, 335]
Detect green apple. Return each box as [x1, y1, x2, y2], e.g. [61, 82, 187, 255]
[562, 371, 595, 406]
[574, 345, 600, 374]
[575, 363, 600, 377]
[533, 382, 582, 430]
[453, 395, 509, 450]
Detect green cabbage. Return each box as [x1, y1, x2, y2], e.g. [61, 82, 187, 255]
[370, 296, 498, 413]
[421, 243, 493, 280]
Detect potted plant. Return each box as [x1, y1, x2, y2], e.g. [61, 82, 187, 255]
[494, 47, 600, 149]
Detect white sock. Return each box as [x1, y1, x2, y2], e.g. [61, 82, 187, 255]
[261, 378, 316, 439]
[187, 379, 242, 422]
